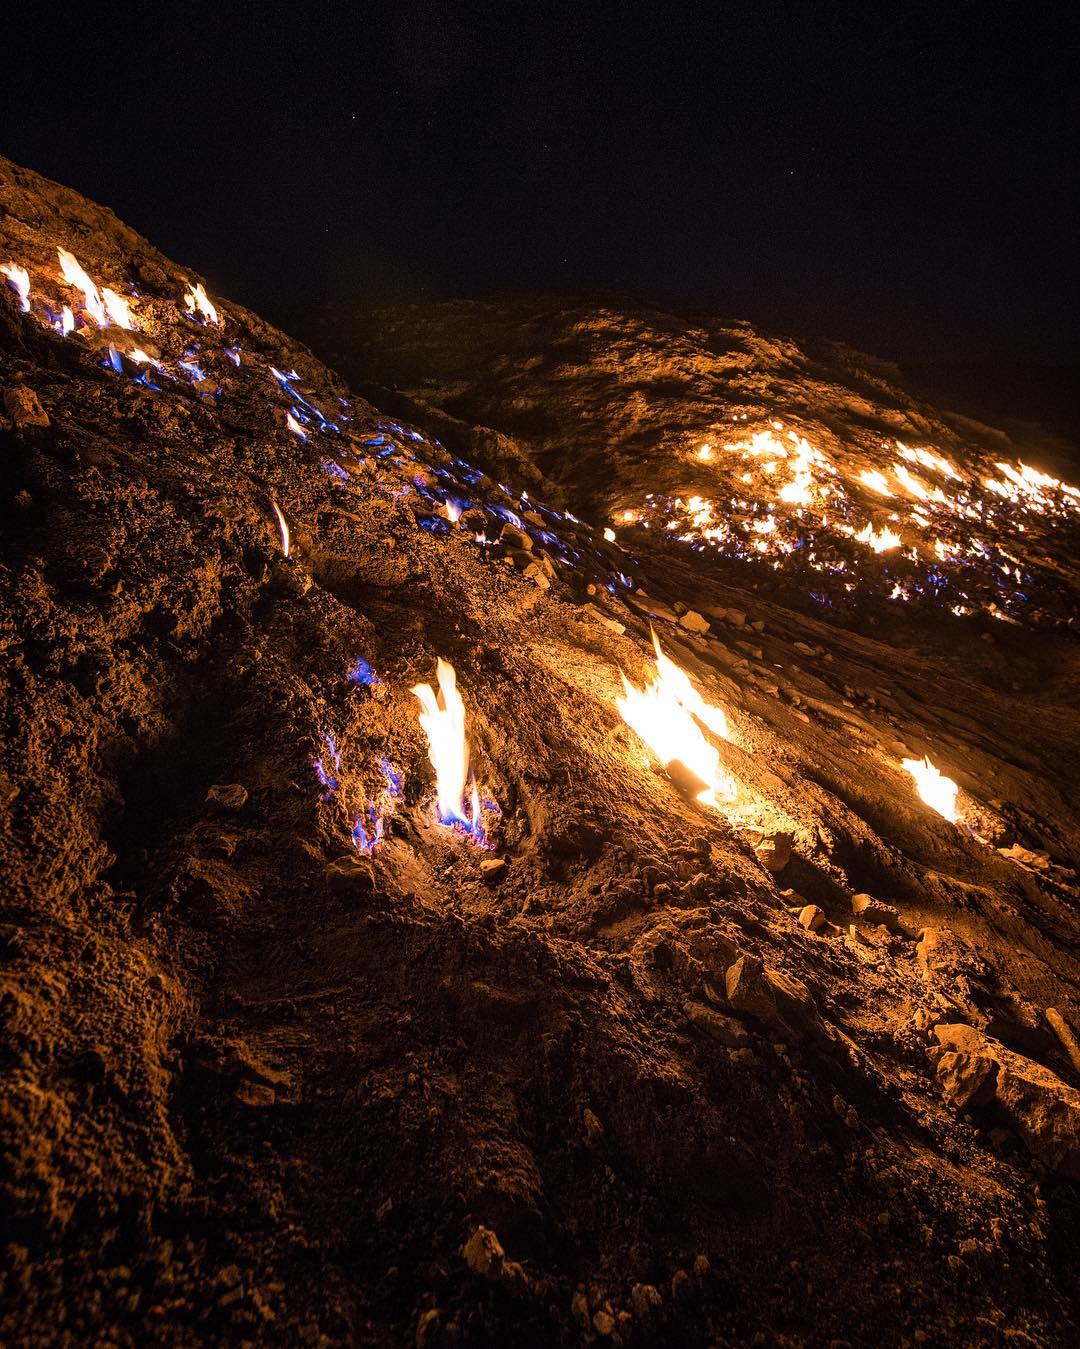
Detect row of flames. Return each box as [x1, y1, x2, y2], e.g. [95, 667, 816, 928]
[2, 247, 974, 854]
[609, 420, 1080, 626]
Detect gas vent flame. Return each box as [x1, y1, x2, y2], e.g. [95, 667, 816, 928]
[271, 501, 290, 556]
[616, 632, 737, 808]
[903, 755, 961, 824]
[855, 522, 902, 553]
[57, 248, 107, 326]
[411, 658, 484, 838]
[183, 280, 219, 325]
[2, 263, 30, 312]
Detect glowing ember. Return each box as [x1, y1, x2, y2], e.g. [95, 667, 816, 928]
[903, 755, 961, 824]
[57, 248, 107, 327]
[616, 633, 736, 808]
[271, 501, 290, 556]
[183, 281, 219, 324]
[411, 659, 485, 837]
[1, 262, 30, 312]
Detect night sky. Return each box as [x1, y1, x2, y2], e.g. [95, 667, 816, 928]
[3, 3, 1076, 362]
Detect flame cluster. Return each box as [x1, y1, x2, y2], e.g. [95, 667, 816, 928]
[614, 421, 1079, 627]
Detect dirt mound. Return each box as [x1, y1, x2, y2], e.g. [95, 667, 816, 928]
[3, 156, 1080, 1345]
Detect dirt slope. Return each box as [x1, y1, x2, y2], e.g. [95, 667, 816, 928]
[3, 157, 1080, 1346]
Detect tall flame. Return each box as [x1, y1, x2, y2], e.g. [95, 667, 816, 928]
[183, 280, 219, 325]
[903, 755, 960, 824]
[57, 248, 107, 327]
[271, 501, 290, 556]
[1, 263, 30, 312]
[411, 658, 482, 833]
[616, 632, 736, 808]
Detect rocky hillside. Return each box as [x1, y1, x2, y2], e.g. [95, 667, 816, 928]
[3, 156, 1080, 1346]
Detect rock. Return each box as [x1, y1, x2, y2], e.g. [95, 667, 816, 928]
[571, 1291, 591, 1331]
[678, 609, 710, 634]
[726, 609, 746, 628]
[684, 999, 749, 1047]
[671, 1268, 692, 1301]
[933, 1049, 998, 1110]
[323, 854, 375, 895]
[693, 1253, 712, 1279]
[523, 561, 550, 589]
[582, 604, 625, 634]
[206, 783, 248, 811]
[499, 523, 532, 551]
[1046, 1008, 1080, 1075]
[479, 856, 507, 881]
[592, 1309, 616, 1336]
[461, 1225, 526, 1285]
[798, 904, 825, 932]
[630, 1283, 661, 1320]
[3, 384, 49, 430]
[794, 641, 815, 655]
[934, 1023, 1080, 1177]
[754, 832, 792, 872]
[583, 1107, 605, 1140]
[725, 954, 778, 1022]
[462, 1225, 502, 1277]
[751, 619, 765, 633]
[852, 893, 901, 929]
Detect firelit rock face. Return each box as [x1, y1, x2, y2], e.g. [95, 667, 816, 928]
[3, 153, 1080, 1347]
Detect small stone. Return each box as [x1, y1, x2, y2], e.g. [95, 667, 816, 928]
[206, 783, 248, 811]
[693, 1253, 712, 1279]
[630, 1283, 661, 1320]
[852, 893, 901, 929]
[671, 1268, 692, 1301]
[523, 561, 550, 589]
[462, 1226, 504, 1278]
[754, 832, 792, 872]
[592, 1310, 616, 1336]
[678, 609, 710, 634]
[571, 1290, 591, 1331]
[798, 904, 825, 932]
[684, 1000, 749, 1047]
[726, 609, 746, 628]
[3, 384, 49, 430]
[583, 1107, 605, 1140]
[499, 523, 532, 551]
[479, 856, 507, 881]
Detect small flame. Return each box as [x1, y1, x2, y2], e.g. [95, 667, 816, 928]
[60, 305, 74, 335]
[616, 632, 736, 808]
[855, 522, 902, 553]
[903, 755, 961, 824]
[271, 501, 290, 556]
[1, 263, 30, 312]
[286, 411, 308, 440]
[57, 248, 107, 326]
[697, 443, 714, 461]
[183, 280, 219, 324]
[411, 658, 485, 836]
[444, 499, 463, 523]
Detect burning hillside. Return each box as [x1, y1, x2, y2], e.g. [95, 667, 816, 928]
[3, 156, 1080, 1345]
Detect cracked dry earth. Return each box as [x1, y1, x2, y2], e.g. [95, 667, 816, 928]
[2, 154, 1080, 1347]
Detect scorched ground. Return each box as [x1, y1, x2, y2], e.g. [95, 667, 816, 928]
[2, 155, 1080, 1346]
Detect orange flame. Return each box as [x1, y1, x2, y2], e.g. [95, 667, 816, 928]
[903, 755, 961, 824]
[57, 248, 107, 326]
[411, 659, 482, 833]
[616, 632, 736, 807]
[1, 262, 30, 312]
[183, 280, 219, 325]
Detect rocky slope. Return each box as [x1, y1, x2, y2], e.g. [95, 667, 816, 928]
[2, 156, 1080, 1346]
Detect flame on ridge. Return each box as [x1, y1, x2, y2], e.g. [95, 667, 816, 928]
[1, 263, 30, 312]
[183, 280, 219, 325]
[616, 631, 737, 808]
[903, 755, 961, 824]
[411, 658, 485, 839]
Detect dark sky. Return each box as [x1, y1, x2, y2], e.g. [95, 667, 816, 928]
[3, 2, 1077, 362]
